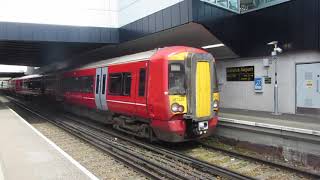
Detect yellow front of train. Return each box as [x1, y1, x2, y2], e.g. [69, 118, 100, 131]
[166, 50, 219, 141]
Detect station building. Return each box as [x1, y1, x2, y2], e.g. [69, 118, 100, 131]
[0, 0, 319, 115]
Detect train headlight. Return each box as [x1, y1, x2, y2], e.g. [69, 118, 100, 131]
[171, 103, 185, 113]
[213, 100, 219, 108]
[171, 103, 180, 112]
[178, 105, 184, 112]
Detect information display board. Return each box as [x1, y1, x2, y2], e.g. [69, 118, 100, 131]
[226, 66, 254, 81]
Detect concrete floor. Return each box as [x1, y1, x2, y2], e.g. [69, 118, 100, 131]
[0, 96, 95, 180]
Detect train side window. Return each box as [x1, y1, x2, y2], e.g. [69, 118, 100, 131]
[108, 73, 122, 95]
[96, 75, 100, 94]
[72, 77, 80, 92]
[102, 74, 106, 94]
[123, 73, 131, 96]
[81, 76, 93, 93]
[138, 69, 146, 96]
[62, 78, 70, 92]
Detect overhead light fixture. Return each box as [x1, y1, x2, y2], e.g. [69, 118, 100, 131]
[201, 43, 225, 49]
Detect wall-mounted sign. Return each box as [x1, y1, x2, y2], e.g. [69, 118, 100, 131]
[264, 77, 272, 84]
[254, 77, 263, 93]
[226, 66, 254, 81]
[306, 80, 313, 88]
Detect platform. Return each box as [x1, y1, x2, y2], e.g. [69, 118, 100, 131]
[0, 97, 97, 180]
[216, 108, 320, 166]
[219, 108, 320, 136]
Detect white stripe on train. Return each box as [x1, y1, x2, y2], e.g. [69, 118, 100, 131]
[106, 100, 146, 106]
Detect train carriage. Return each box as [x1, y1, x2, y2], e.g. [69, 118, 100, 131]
[61, 46, 220, 142]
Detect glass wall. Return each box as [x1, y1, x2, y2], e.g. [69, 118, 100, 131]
[201, 0, 291, 13]
[201, 0, 240, 13]
[240, 0, 291, 12]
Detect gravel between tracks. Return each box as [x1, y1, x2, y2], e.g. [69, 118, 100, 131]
[10, 103, 148, 180]
[180, 145, 313, 180]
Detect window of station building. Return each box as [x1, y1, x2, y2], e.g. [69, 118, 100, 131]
[138, 69, 146, 96]
[108, 72, 132, 96]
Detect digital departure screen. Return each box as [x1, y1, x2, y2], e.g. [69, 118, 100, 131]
[226, 66, 254, 81]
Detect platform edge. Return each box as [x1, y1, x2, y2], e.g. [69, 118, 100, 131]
[8, 107, 99, 180]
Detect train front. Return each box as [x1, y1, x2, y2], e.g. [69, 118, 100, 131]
[152, 49, 220, 142]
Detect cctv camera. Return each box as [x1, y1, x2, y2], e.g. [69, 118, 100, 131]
[267, 41, 278, 45]
[275, 47, 282, 53]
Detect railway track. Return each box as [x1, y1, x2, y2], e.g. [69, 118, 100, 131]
[196, 142, 320, 179]
[8, 96, 319, 179]
[8, 96, 253, 180]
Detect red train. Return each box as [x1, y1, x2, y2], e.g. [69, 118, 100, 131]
[7, 46, 220, 142]
[8, 74, 43, 96]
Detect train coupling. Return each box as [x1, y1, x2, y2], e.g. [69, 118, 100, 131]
[193, 121, 209, 135]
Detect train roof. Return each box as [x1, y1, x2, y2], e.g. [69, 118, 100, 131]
[13, 74, 42, 80]
[76, 49, 157, 70]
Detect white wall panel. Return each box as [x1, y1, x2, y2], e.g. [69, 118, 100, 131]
[0, 0, 118, 27]
[216, 51, 320, 114]
[0, 0, 182, 27]
[118, 0, 184, 26]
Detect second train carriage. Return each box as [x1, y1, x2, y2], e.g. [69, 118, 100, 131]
[8, 75, 43, 97]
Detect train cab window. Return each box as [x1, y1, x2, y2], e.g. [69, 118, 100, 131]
[168, 63, 186, 95]
[138, 69, 146, 96]
[123, 73, 131, 96]
[108, 73, 122, 95]
[212, 63, 219, 92]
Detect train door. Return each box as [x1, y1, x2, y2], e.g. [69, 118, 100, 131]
[135, 61, 149, 118]
[95, 67, 108, 111]
[296, 63, 320, 114]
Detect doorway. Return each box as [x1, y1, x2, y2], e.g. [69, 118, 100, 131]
[296, 63, 320, 114]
